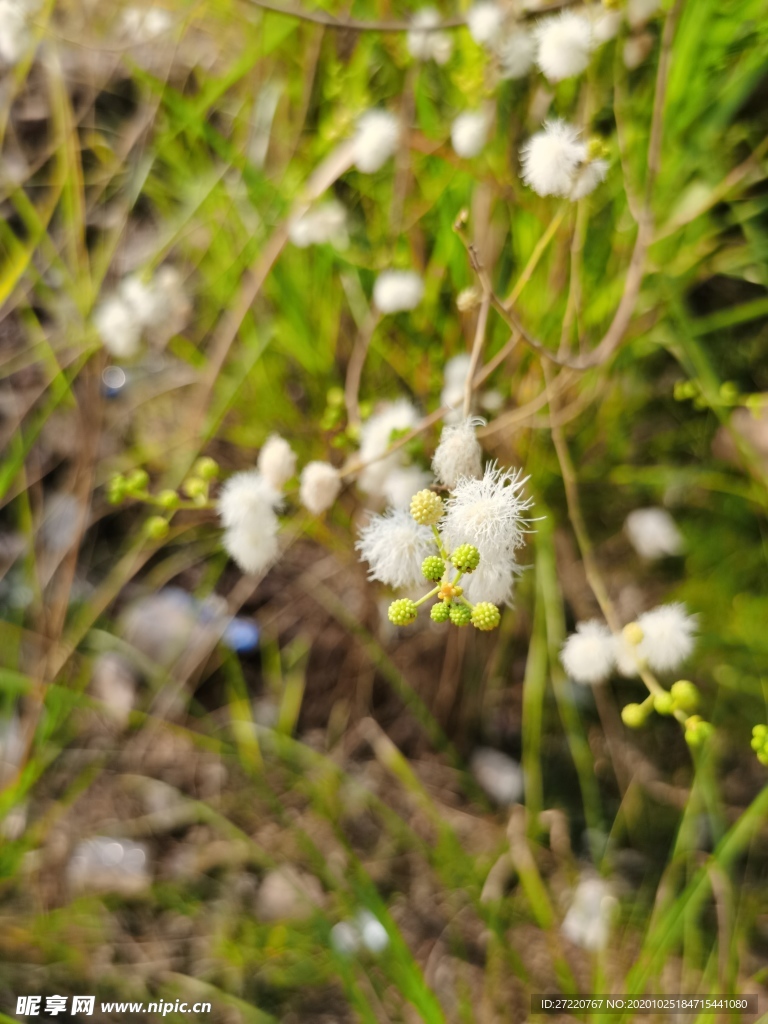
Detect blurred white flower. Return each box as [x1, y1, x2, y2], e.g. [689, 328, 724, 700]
[562, 875, 617, 951]
[382, 465, 432, 509]
[258, 434, 297, 490]
[627, 0, 660, 30]
[497, 27, 536, 79]
[623, 32, 654, 69]
[357, 399, 420, 498]
[356, 910, 389, 953]
[521, 119, 585, 197]
[119, 6, 172, 42]
[467, 1, 503, 45]
[432, 417, 484, 489]
[592, 9, 622, 44]
[407, 7, 453, 64]
[441, 353, 473, 421]
[356, 508, 435, 590]
[373, 270, 424, 313]
[535, 11, 593, 82]
[625, 507, 684, 560]
[451, 109, 491, 159]
[636, 603, 696, 674]
[68, 837, 150, 895]
[470, 747, 524, 805]
[90, 653, 137, 729]
[442, 461, 532, 562]
[94, 295, 142, 359]
[288, 200, 348, 249]
[353, 110, 400, 173]
[569, 159, 609, 200]
[461, 554, 520, 605]
[300, 461, 342, 514]
[218, 470, 281, 575]
[561, 620, 615, 684]
[331, 921, 361, 955]
[218, 470, 281, 529]
[0, 0, 29, 66]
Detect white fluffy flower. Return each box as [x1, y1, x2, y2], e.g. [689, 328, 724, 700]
[627, 0, 660, 30]
[443, 462, 532, 562]
[470, 748, 523, 805]
[373, 270, 424, 314]
[356, 509, 435, 590]
[636, 603, 697, 674]
[300, 461, 342, 514]
[357, 399, 420, 497]
[119, 6, 173, 42]
[94, 295, 142, 359]
[382, 465, 432, 509]
[218, 471, 282, 574]
[613, 630, 641, 678]
[432, 418, 484, 489]
[462, 554, 520, 606]
[467, 1, 503, 46]
[0, 0, 29, 66]
[623, 33, 654, 70]
[119, 273, 162, 328]
[407, 7, 453, 64]
[441, 353, 473, 420]
[288, 200, 348, 249]
[569, 159, 608, 200]
[520, 119, 587, 198]
[625, 508, 684, 560]
[353, 110, 400, 173]
[562, 876, 617, 952]
[451, 110, 490, 159]
[257, 435, 297, 490]
[535, 11, 593, 82]
[592, 9, 622, 45]
[497, 28, 536, 79]
[560, 620, 616, 684]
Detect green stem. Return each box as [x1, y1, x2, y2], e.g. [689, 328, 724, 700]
[414, 585, 440, 608]
[431, 525, 449, 560]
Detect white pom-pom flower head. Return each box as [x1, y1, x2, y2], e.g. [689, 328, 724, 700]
[257, 435, 297, 490]
[432, 417, 484, 489]
[561, 620, 616, 685]
[217, 470, 282, 575]
[407, 7, 453, 64]
[451, 110, 491, 159]
[521, 119, 587, 198]
[356, 508, 435, 590]
[300, 461, 342, 515]
[636, 603, 697, 674]
[497, 28, 536, 79]
[442, 461, 533, 561]
[535, 11, 593, 83]
[373, 270, 424, 314]
[353, 110, 400, 173]
[467, 1, 503, 46]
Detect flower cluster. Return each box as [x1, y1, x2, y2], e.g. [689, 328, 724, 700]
[356, 447, 533, 629]
[521, 120, 608, 201]
[94, 266, 190, 360]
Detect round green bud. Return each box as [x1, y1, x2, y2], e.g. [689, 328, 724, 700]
[653, 692, 675, 716]
[410, 489, 444, 526]
[193, 456, 219, 481]
[684, 716, 714, 748]
[107, 475, 128, 504]
[182, 477, 207, 500]
[621, 703, 647, 729]
[448, 604, 472, 627]
[388, 598, 418, 626]
[422, 555, 446, 582]
[670, 680, 699, 713]
[471, 602, 501, 631]
[430, 602, 451, 623]
[451, 544, 480, 574]
[622, 622, 644, 646]
[752, 724, 768, 741]
[126, 468, 149, 494]
[157, 489, 180, 509]
[758, 751, 768, 766]
[144, 516, 170, 541]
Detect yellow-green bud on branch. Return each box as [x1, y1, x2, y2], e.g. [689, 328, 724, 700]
[125, 468, 150, 495]
[157, 489, 180, 509]
[430, 602, 451, 623]
[449, 604, 472, 627]
[653, 692, 675, 716]
[471, 602, 501, 631]
[450, 543, 480, 573]
[621, 703, 647, 729]
[684, 715, 714, 748]
[422, 555, 445, 581]
[670, 679, 699, 713]
[145, 516, 170, 541]
[410, 489, 444, 526]
[388, 598, 418, 626]
[194, 456, 220, 481]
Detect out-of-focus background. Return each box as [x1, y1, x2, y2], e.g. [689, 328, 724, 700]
[1, 0, 768, 1021]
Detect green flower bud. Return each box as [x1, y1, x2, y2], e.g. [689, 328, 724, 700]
[193, 456, 220, 481]
[653, 692, 675, 716]
[758, 750, 768, 766]
[107, 475, 128, 504]
[448, 604, 472, 627]
[422, 555, 445, 581]
[157, 489, 180, 509]
[621, 703, 647, 729]
[670, 679, 699, 713]
[451, 544, 480, 574]
[182, 477, 207, 500]
[430, 602, 451, 623]
[752, 724, 768, 742]
[684, 715, 714, 748]
[410, 489, 444, 526]
[145, 516, 170, 541]
[622, 622, 643, 646]
[388, 598, 418, 626]
[471, 602, 501, 631]
[126, 468, 149, 495]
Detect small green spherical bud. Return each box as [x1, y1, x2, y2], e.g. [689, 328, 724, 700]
[451, 544, 480, 573]
[684, 715, 714, 748]
[126, 468, 149, 494]
[410, 489, 444, 526]
[422, 555, 445, 582]
[193, 456, 219, 481]
[471, 602, 501, 631]
[758, 750, 768, 766]
[752, 724, 768, 741]
[388, 598, 418, 626]
[653, 692, 675, 716]
[622, 622, 644, 646]
[157, 489, 180, 509]
[670, 680, 699, 713]
[182, 477, 207, 500]
[449, 604, 472, 627]
[587, 137, 609, 162]
[107, 475, 128, 504]
[144, 516, 170, 541]
[430, 602, 451, 623]
[621, 703, 647, 729]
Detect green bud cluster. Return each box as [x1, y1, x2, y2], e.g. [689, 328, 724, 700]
[450, 544, 480, 573]
[410, 489, 444, 526]
[621, 702, 648, 729]
[388, 598, 418, 626]
[751, 724, 768, 766]
[471, 602, 501, 631]
[449, 604, 472, 627]
[684, 715, 715, 748]
[421, 555, 445, 581]
[670, 679, 699, 712]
